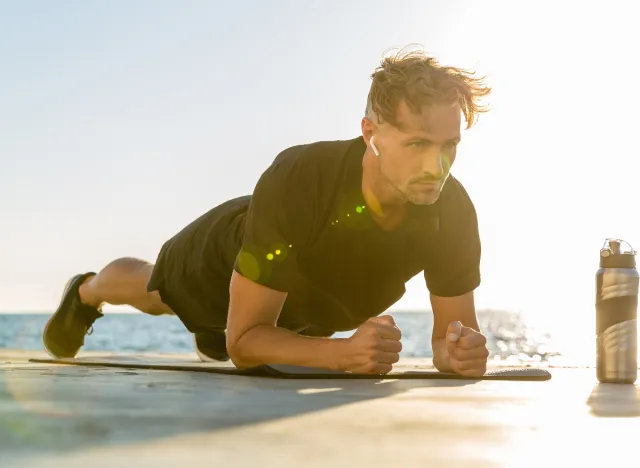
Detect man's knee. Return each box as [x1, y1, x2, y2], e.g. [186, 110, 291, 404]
[107, 257, 153, 274]
[141, 290, 175, 316]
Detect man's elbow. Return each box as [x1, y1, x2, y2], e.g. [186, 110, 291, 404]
[226, 343, 248, 369]
[225, 325, 267, 369]
[226, 334, 251, 369]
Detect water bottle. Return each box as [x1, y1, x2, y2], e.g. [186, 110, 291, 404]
[596, 238, 639, 384]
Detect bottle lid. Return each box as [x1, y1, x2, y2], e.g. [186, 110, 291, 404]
[600, 238, 637, 268]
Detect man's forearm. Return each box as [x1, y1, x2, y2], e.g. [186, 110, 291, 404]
[432, 337, 454, 373]
[230, 324, 348, 371]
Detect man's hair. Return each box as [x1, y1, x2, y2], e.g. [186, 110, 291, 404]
[365, 45, 491, 130]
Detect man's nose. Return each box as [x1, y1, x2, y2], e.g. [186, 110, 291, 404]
[421, 148, 445, 178]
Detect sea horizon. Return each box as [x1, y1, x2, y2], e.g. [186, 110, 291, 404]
[0, 308, 578, 367]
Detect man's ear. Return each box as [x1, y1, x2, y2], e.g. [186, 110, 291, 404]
[360, 116, 378, 151]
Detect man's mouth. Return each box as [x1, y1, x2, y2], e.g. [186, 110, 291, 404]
[414, 181, 439, 188]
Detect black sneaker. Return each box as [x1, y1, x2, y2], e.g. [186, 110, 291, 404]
[194, 331, 229, 362]
[42, 272, 104, 359]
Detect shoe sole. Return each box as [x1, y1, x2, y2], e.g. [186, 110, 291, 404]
[193, 334, 218, 362]
[42, 274, 86, 359]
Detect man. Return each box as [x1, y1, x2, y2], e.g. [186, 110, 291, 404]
[42, 46, 492, 376]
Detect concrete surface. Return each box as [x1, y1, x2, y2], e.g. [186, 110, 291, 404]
[1, 350, 639, 468]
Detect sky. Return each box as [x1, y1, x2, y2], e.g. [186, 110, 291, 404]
[1, 0, 640, 351]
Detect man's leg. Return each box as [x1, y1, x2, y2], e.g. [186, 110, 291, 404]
[77, 257, 173, 316]
[42, 257, 174, 359]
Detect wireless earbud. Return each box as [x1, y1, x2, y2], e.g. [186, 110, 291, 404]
[369, 136, 380, 157]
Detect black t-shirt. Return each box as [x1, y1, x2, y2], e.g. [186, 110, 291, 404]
[228, 135, 481, 326]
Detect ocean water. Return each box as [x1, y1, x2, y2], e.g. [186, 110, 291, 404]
[0, 309, 563, 364]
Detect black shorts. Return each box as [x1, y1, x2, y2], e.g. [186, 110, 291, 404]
[146, 201, 345, 337]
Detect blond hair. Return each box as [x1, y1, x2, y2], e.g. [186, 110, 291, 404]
[365, 45, 491, 129]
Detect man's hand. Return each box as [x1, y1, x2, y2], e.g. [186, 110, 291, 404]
[445, 321, 489, 377]
[341, 315, 402, 375]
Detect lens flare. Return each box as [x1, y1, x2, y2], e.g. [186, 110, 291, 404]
[237, 250, 261, 281]
[441, 153, 452, 175]
[363, 188, 384, 217]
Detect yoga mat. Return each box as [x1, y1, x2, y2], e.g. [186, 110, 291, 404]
[30, 355, 552, 381]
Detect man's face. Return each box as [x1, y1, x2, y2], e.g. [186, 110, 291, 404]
[370, 100, 461, 205]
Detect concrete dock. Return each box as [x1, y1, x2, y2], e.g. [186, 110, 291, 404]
[1, 350, 639, 467]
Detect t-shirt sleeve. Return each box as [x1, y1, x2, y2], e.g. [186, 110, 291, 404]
[233, 153, 316, 292]
[423, 178, 482, 297]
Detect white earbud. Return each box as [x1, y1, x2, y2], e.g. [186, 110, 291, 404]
[369, 136, 380, 157]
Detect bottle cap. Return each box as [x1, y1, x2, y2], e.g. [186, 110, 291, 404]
[600, 238, 637, 268]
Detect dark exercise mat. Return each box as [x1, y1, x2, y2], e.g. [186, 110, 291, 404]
[29, 355, 552, 381]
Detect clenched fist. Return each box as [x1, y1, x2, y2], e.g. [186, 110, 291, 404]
[446, 321, 489, 377]
[340, 315, 402, 374]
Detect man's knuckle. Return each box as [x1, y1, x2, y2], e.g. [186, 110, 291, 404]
[367, 342, 379, 354]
